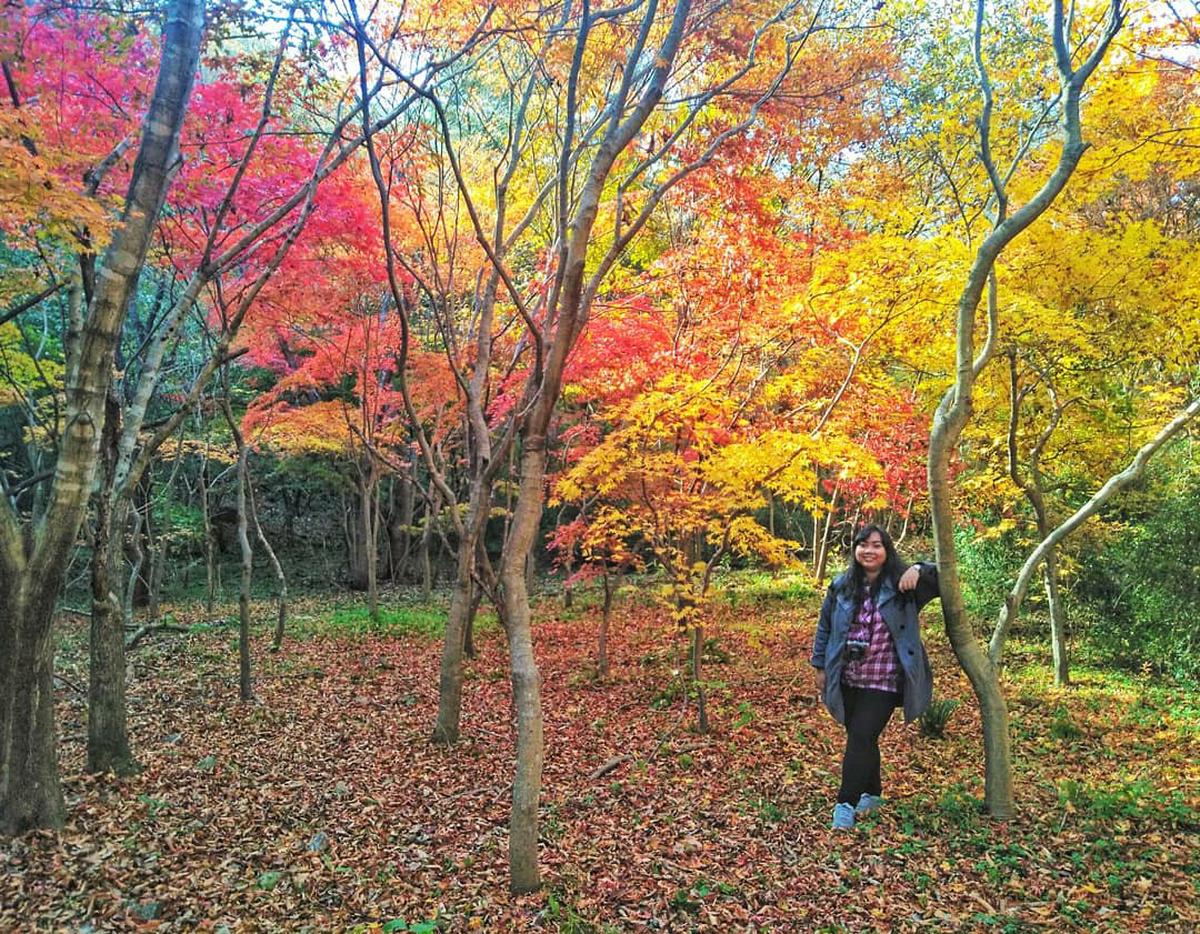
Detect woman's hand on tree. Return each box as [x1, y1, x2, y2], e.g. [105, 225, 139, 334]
[898, 565, 921, 592]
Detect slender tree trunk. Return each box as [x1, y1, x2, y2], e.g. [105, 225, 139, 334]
[928, 431, 1014, 816]
[360, 468, 379, 623]
[123, 507, 145, 627]
[691, 624, 709, 734]
[814, 482, 840, 585]
[419, 494, 436, 601]
[499, 444, 547, 895]
[200, 456, 216, 615]
[1043, 548, 1069, 686]
[234, 454, 253, 701]
[245, 476, 287, 653]
[88, 392, 136, 775]
[597, 570, 612, 679]
[388, 476, 415, 581]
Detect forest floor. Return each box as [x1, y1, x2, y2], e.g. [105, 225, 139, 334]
[3, 577, 1199, 932]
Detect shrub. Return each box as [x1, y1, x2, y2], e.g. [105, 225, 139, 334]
[920, 697, 960, 738]
[954, 524, 1025, 620]
[1073, 452, 1200, 685]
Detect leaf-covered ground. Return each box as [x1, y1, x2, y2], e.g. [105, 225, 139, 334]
[3, 584, 1199, 932]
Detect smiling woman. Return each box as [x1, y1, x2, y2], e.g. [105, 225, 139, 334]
[809, 524, 941, 830]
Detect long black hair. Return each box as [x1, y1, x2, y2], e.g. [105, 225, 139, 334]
[845, 524, 909, 600]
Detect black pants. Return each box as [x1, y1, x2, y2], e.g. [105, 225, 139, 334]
[837, 686, 901, 805]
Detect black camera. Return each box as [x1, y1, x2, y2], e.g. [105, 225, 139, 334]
[845, 639, 869, 662]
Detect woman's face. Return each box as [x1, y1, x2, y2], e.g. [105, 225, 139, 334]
[854, 532, 887, 575]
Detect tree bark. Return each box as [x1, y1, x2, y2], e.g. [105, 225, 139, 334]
[0, 588, 64, 834]
[691, 624, 709, 734]
[499, 444, 548, 895]
[200, 455, 217, 615]
[359, 464, 379, 623]
[1043, 549, 1069, 686]
[88, 392, 137, 775]
[0, 0, 204, 833]
[432, 484, 491, 743]
[598, 570, 612, 679]
[225, 402, 255, 703]
[248, 479, 288, 653]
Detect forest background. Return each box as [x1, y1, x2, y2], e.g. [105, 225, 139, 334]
[1, 0, 1198, 929]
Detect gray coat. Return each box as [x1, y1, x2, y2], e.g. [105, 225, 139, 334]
[809, 563, 939, 724]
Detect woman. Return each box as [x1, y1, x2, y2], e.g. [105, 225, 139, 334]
[810, 524, 940, 829]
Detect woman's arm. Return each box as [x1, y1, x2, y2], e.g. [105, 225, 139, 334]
[898, 561, 940, 610]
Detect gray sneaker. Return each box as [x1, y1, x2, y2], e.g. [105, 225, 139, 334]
[831, 802, 856, 829]
[856, 793, 883, 815]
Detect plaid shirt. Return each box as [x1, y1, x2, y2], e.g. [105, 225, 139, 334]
[841, 588, 902, 693]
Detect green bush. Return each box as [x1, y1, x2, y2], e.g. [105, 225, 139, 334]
[954, 524, 1024, 620]
[1073, 454, 1200, 685]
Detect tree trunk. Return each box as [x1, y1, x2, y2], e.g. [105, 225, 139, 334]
[465, 585, 482, 660]
[123, 506, 145, 627]
[88, 393, 137, 775]
[200, 456, 216, 615]
[597, 570, 612, 679]
[345, 492, 367, 592]
[249, 480, 288, 653]
[388, 476, 415, 581]
[0, 588, 65, 834]
[1043, 548, 1069, 686]
[1, 0, 204, 833]
[691, 624, 709, 734]
[360, 468, 379, 623]
[814, 482, 840, 585]
[419, 494, 437, 601]
[928, 431, 1014, 817]
[229, 417, 254, 702]
[499, 444, 547, 895]
[147, 510, 166, 623]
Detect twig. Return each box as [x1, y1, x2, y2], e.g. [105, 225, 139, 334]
[589, 754, 633, 780]
[54, 673, 85, 694]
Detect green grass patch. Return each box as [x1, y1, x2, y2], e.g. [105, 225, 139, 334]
[716, 569, 814, 608]
[1057, 777, 1199, 826]
[320, 605, 450, 639]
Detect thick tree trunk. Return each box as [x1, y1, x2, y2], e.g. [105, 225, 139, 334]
[465, 586, 482, 660]
[432, 564, 472, 745]
[0, 588, 65, 834]
[0, 3, 202, 830]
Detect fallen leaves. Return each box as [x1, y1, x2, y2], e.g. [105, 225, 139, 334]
[2, 593, 1198, 931]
